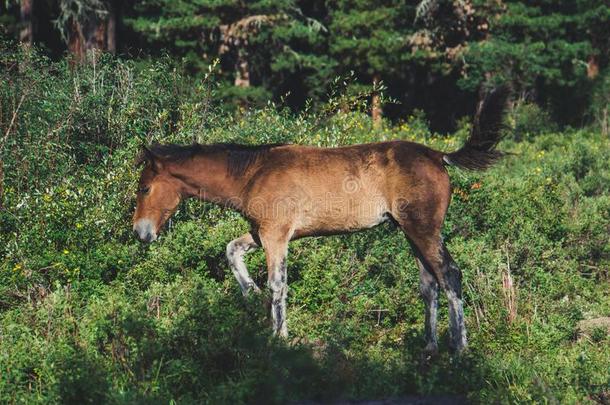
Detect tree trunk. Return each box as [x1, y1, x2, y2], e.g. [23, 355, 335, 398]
[107, 1, 117, 54]
[587, 55, 599, 79]
[67, 18, 85, 63]
[67, 3, 117, 64]
[234, 49, 251, 88]
[19, 0, 34, 46]
[371, 74, 383, 127]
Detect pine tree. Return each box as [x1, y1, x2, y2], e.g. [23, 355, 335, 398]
[56, 0, 119, 63]
[19, 0, 34, 46]
[327, 0, 413, 123]
[465, 0, 609, 122]
[125, 0, 328, 108]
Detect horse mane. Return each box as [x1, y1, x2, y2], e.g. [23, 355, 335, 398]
[143, 142, 285, 177]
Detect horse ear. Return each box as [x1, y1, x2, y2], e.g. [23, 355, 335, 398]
[135, 146, 164, 172]
[135, 146, 152, 167]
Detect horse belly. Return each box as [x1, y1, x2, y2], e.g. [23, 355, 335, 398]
[294, 192, 390, 237]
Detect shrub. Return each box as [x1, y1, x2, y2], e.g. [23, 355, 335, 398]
[508, 100, 558, 141]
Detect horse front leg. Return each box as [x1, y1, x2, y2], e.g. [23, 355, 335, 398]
[261, 233, 290, 337]
[226, 232, 260, 296]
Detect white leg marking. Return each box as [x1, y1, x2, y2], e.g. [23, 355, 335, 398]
[269, 265, 288, 337]
[226, 236, 260, 296]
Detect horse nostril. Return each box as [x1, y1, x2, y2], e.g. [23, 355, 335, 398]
[134, 219, 156, 243]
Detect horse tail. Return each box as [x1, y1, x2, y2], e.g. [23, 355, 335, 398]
[443, 85, 511, 171]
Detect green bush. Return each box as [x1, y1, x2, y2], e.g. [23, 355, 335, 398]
[1, 45, 609, 404]
[508, 101, 558, 142]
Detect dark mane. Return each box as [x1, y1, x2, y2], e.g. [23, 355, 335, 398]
[145, 142, 285, 177]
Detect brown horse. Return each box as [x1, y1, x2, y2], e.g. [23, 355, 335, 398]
[133, 87, 510, 354]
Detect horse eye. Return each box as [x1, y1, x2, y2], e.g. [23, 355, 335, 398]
[139, 186, 150, 195]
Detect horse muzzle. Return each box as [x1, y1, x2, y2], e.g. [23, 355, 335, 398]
[133, 219, 158, 243]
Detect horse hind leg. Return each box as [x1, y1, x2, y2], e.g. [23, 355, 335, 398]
[226, 232, 261, 296]
[440, 243, 467, 352]
[417, 257, 440, 355]
[415, 237, 467, 353]
[399, 217, 467, 353]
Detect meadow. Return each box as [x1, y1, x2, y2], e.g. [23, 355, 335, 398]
[0, 48, 609, 404]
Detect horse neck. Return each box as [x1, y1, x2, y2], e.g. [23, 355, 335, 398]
[168, 152, 248, 210]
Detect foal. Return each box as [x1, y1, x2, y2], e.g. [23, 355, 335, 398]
[133, 87, 510, 353]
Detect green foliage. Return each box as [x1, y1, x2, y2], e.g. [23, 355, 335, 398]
[2, 0, 609, 129]
[505, 99, 557, 142]
[1, 47, 609, 404]
[124, 0, 331, 107]
[328, 0, 411, 78]
[455, 0, 610, 125]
